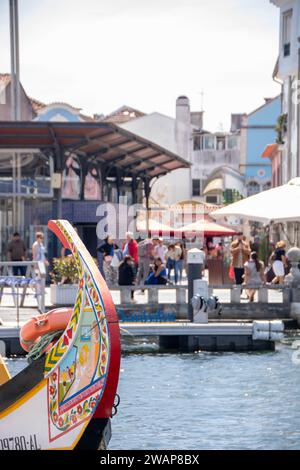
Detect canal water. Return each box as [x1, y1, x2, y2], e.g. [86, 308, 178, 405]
[6, 333, 300, 450]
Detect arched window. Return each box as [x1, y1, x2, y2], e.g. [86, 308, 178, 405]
[247, 181, 260, 197]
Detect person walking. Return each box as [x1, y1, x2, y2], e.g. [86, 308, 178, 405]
[230, 232, 251, 285]
[243, 251, 265, 302]
[165, 243, 182, 284]
[165, 244, 175, 283]
[118, 255, 136, 300]
[32, 232, 49, 267]
[271, 240, 287, 285]
[173, 242, 183, 284]
[136, 238, 154, 285]
[110, 243, 123, 285]
[123, 232, 139, 273]
[7, 232, 27, 276]
[97, 236, 115, 286]
[32, 233, 49, 305]
[177, 242, 185, 284]
[154, 237, 167, 261]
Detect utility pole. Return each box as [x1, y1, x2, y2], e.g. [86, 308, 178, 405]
[10, 0, 21, 121]
[9, 0, 21, 231]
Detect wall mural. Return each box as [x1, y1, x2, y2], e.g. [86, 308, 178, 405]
[84, 166, 102, 200]
[62, 155, 81, 200]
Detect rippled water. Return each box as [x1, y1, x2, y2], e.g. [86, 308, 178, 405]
[6, 334, 300, 450]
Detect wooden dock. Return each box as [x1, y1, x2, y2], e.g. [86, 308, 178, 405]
[120, 321, 275, 352]
[0, 320, 284, 356]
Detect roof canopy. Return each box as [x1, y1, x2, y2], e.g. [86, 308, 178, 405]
[0, 121, 189, 179]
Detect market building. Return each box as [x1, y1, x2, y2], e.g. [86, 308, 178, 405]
[0, 76, 189, 259]
[239, 95, 281, 196]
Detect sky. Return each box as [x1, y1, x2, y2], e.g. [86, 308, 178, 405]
[0, 0, 281, 131]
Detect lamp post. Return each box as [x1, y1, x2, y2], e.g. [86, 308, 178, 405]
[9, 0, 21, 230]
[9, 0, 21, 121]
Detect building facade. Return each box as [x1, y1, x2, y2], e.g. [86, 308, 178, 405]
[121, 96, 246, 206]
[119, 96, 193, 205]
[271, 0, 300, 183]
[192, 116, 244, 204]
[240, 95, 281, 196]
[269, 0, 300, 246]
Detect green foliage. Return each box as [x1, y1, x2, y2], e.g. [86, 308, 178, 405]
[50, 257, 79, 285]
[223, 189, 244, 204]
[275, 113, 288, 145]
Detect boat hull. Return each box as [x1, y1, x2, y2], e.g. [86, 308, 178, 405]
[0, 220, 121, 450]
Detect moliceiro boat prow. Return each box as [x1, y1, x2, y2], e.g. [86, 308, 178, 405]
[0, 220, 121, 450]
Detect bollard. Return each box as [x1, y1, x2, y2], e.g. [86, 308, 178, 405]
[258, 287, 268, 303]
[230, 286, 241, 303]
[176, 287, 187, 304]
[191, 294, 208, 323]
[120, 288, 132, 304]
[148, 287, 159, 304]
[187, 248, 205, 321]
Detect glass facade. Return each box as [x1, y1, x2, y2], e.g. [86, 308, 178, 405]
[0, 148, 145, 259]
[0, 150, 53, 197]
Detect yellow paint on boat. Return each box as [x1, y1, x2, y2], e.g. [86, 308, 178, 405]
[0, 379, 46, 419]
[0, 355, 11, 386]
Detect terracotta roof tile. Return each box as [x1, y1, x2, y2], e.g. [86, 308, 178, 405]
[29, 97, 46, 112]
[100, 105, 146, 124]
[0, 73, 11, 86]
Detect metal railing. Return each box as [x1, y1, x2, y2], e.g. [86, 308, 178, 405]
[0, 261, 46, 317]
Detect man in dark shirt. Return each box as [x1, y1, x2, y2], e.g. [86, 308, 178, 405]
[7, 232, 27, 276]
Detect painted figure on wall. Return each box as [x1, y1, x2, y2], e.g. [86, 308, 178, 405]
[62, 155, 81, 200]
[84, 165, 101, 200]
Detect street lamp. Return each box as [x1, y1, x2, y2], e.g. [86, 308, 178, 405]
[9, 0, 21, 230]
[9, 0, 21, 121]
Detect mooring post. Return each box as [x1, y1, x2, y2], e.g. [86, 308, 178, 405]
[148, 287, 159, 304]
[284, 247, 300, 327]
[258, 286, 268, 303]
[187, 248, 205, 321]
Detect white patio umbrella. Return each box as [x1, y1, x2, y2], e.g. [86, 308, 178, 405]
[211, 178, 300, 224]
[136, 219, 182, 236]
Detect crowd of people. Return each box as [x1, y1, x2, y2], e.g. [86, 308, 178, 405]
[230, 231, 288, 302]
[3, 229, 290, 304]
[97, 233, 187, 293]
[3, 230, 186, 289]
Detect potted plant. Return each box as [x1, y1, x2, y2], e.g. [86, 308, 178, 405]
[50, 256, 80, 306]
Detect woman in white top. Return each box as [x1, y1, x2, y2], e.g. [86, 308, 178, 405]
[32, 232, 49, 266]
[154, 238, 167, 261]
[243, 251, 265, 302]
